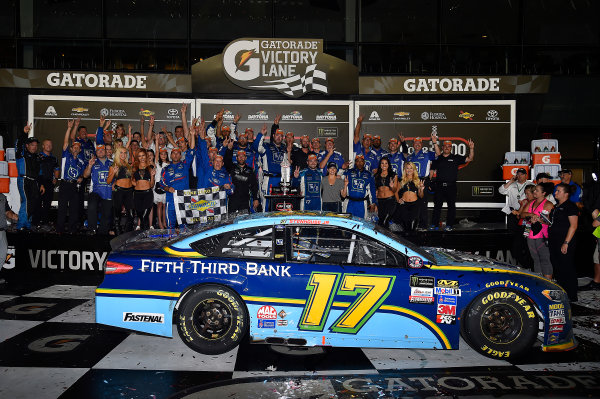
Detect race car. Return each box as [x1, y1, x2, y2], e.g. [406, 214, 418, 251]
[95, 212, 576, 360]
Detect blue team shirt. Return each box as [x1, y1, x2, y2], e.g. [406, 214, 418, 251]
[61, 149, 86, 181]
[89, 158, 113, 200]
[406, 149, 437, 178]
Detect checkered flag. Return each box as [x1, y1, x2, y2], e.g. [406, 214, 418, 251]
[251, 64, 328, 98]
[173, 186, 228, 225]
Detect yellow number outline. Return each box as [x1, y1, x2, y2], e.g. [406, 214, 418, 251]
[298, 272, 340, 331]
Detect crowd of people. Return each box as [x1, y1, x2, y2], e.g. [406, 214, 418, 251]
[499, 168, 594, 301]
[13, 109, 475, 235]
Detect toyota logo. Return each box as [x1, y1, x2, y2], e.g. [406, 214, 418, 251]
[167, 108, 178, 116]
[487, 110, 498, 118]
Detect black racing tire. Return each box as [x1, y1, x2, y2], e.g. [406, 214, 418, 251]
[176, 285, 248, 355]
[461, 289, 538, 360]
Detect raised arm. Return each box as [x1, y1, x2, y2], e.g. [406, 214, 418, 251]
[63, 119, 74, 151]
[70, 118, 80, 141]
[181, 103, 190, 141]
[466, 139, 475, 162]
[353, 114, 363, 145]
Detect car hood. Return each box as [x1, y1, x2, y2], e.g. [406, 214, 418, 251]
[422, 247, 539, 275]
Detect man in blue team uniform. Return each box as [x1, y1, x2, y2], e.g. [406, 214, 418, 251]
[403, 133, 441, 228]
[160, 145, 196, 229]
[197, 139, 234, 201]
[57, 120, 86, 234]
[353, 115, 379, 173]
[83, 144, 112, 235]
[384, 137, 405, 175]
[371, 135, 388, 162]
[253, 115, 286, 210]
[344, 154, 377, 218]
[318, 138, 347, 176]
[293, 154, 323, 211]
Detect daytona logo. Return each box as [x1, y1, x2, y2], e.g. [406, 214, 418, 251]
[123, 312, 164, 323]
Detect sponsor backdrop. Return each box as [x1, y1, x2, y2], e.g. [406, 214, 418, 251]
[197, 99, 354, 160]
[355, 101, 515, 205]
[28, 95, 195, 160]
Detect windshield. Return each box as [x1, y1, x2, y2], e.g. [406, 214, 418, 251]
[372, 225, 437, 264]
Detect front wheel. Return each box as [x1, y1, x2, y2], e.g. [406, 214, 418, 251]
[461, 289, 538, 360]
[177, 285, 248, 355]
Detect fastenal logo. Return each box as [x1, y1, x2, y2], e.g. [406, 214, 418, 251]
[316, 111, 336, 121]
[248, 110, 270, 121]
[222, 38, 328, 98]
[486, 109, 499, 121]
[393, 111, 410, 121]
[44, 106, 57, 116]
[459, 111, 475, 120]
[421, 112, 447, 120]
[368, 111, 380, 121]
[139, 108, 155, 117]
[281, 110, 303, 121]
[123, 312, 164, 323]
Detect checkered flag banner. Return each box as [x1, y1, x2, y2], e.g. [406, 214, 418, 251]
[251, 64, 328, 97]
[173, 186, 228, 225]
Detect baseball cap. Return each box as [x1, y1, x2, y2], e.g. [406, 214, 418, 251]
[208, 147, 219, 153]
[170, 148, 181, 154]
[238, 132, 248, 138]
[327, 162, 338, 169]
[25, 137, 39, 144]
[176, 137, 186, 144]
[159, 147, 168, 153]
[244, 127, 254, 134]
[285, 131, 295, 138]
[214, 155, 223, 161]
[414, 137, 423, 142]
[237, 150, 246, 157]
[536, 172, 550, 180]
[355, 154, 365, 160]
[326, 137, 335, 143]
[275, 129, 284, 136]
[373, 135, 381, 140]
[389, 138, 398, 143]
[311, 137, 320, 142]
[443, 140, 452, 145]
[516, 168, 527, 175]
[71, 141, 81, 147]
[221, 125, 231, 132]
[559, 169, 572, 175]
[95, 144, 106, 150]
[301, 134, 309, 140]
[363, 134, 372, 140]
[308, 154, 317, 161]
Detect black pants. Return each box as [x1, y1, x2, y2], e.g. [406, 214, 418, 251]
[549, 239, 578, 302]
[113, 186, 134, 233]
[228, 195, 251, 213]
[394, 200, 419, 232]
[24, 178, 42, 226]
[56, 180, 79, 233]
[431, 182, 457, 227]
[322, 202, 341, 213]
[88, 193, 113, 234]
[134, 189, 153, 230]
[78, 177, 90, 223]
[38, 180, 54, 225]
[507, 213, 531, 268]
[377, 197, 396, 228]
[417, 191, 429, 228]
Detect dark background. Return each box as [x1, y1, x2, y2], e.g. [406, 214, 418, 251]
[0, 0, 598, 182]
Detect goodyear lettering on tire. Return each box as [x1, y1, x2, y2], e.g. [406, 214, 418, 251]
[480, 290, 535, 319]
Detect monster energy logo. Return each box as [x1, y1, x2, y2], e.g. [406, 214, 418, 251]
[472, 186, 494, 196]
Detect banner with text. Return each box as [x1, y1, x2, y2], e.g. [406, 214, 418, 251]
[355, 101, 515, 205]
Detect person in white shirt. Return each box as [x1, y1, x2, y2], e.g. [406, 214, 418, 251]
[499, 168, 533, 267]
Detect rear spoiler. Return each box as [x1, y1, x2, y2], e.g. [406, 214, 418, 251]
[109, 230, 145, 251]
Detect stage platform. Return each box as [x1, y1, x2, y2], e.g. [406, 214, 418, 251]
[0, 280, 599, 398]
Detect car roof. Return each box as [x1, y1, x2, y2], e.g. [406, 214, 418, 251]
[171, 212, 436, 264]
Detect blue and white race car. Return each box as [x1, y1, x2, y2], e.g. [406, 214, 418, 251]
[95, 212, 576, 359]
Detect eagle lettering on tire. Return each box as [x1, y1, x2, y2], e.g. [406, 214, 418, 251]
[461, 289, 538, 360]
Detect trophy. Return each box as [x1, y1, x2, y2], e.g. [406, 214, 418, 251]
[280, 155, 291, 195]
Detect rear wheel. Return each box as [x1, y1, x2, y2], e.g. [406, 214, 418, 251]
[177, 285, 248, 355]
[461, 289, 538, 360]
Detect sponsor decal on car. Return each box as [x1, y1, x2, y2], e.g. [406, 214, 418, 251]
[548, 333, 559, 344]
[549, 324, 564, 333]
[549, 303, 564, 310]
[409, 296, 434, 304]
[409, 275, 434, 288]
[436, 279, 458, 288]
[258, 319, 276, 328]
[485, 280, 530, 292]
[434, 287, 461, 296]
[437, 295, 457, 306]
[408, 256, 423, 269]
[277, 320, 288, 326]
[278, 310, 287, 319]
[550, 317, 566, 325]
[549, 309, 565, 318]
[257, 305, 277, 320]
[409, 287, 434, 304]
[123, 312, 164, 323]
[437, 304, 457, 316]
[436, 314, 456, 324]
